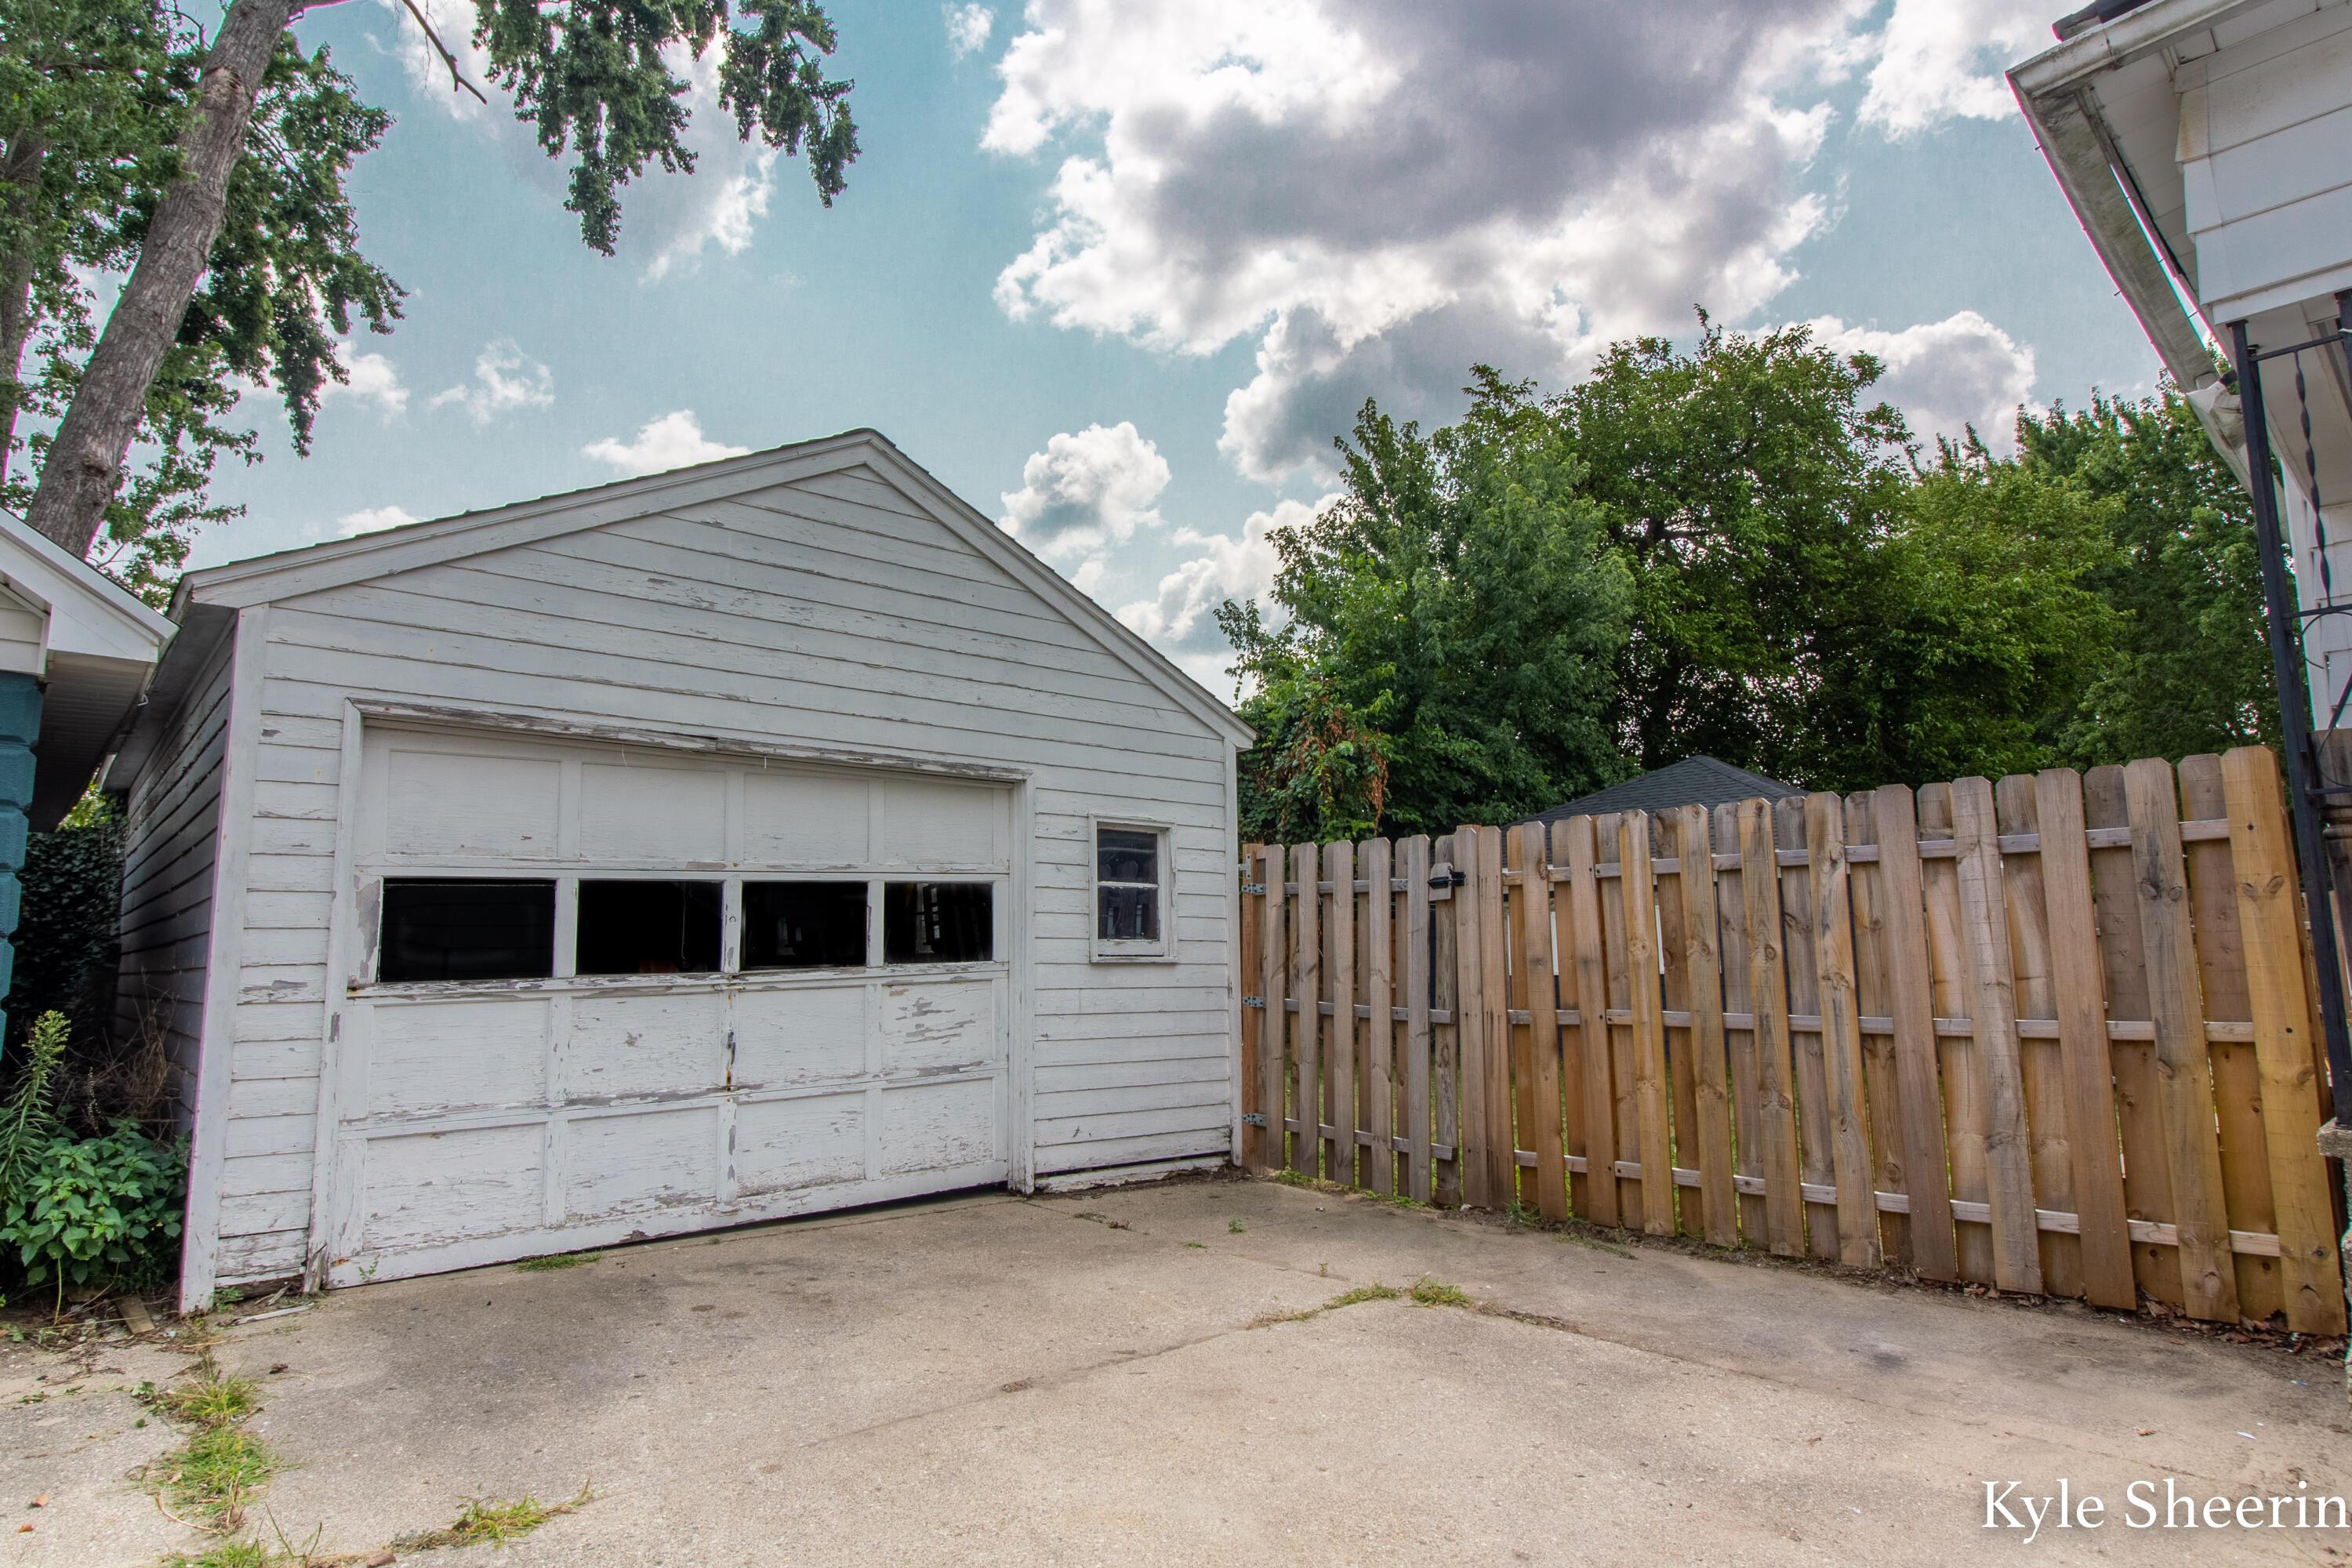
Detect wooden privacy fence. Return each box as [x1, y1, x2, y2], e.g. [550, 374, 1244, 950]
[1237, 747, 2347, 1334]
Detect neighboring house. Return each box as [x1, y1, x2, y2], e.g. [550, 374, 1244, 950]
[2010, 0, 2352, 714]
[101, 430, 1252, 1312]
[0, 513, 172, 1037]
[1525, 756, 1798, 829]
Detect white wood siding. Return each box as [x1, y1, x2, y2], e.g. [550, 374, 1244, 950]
[201, 462, 1234, 1287]
[114, 634, 235, 1127]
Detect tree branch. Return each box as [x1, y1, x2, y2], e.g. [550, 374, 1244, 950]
[397, 0, 488, 104]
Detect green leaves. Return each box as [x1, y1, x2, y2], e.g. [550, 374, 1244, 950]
[475, 0, 857, 255]
[1, 1118, 187, 1289]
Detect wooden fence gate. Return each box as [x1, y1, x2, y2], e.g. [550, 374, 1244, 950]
[1236, 748, 2347, 1334]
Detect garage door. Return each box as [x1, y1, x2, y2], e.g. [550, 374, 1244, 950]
[320, 728, 1013, 1286]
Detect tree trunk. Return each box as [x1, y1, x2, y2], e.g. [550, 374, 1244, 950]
[0, 135, 49, 492]
[24, 0, 296, 557]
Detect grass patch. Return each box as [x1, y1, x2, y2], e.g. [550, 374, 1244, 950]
[147, 1370, 261, 1427]
[394, 1485, 593, 1550]
[1409, 1277, 1472, 1308]
[1228, 1218, 1246, 1233]
[514, 1250, 601, 1273]
[159, 1425, 280, 1530]
[1323, 1283, 1403, 1308]
[161, 1540, 276, 1568]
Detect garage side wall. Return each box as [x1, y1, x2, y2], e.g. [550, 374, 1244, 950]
[205, 462, 1236, 1288]
[114, 631, 234, 1128]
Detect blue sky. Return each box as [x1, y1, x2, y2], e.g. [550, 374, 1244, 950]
[203, 0, 2165, 694]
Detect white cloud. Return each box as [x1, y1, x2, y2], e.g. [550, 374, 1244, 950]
[336, 504, 419, 537]
[1806, 310, 2039, 450]
[1857, 0, 2052, 136]
[946, 3, 993, 59]
[997, 422, 1172, 563]
[982, 1, 1866, 483]
[318, 350, 408, 419]
[429, 339, 554, 424]
[583, 410, 753, 477]
[1119, 495, 1318, 649]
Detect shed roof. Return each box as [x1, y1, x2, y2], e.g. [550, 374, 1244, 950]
[119, 429, 1252, 775]
[1525, 756, 1799, 826]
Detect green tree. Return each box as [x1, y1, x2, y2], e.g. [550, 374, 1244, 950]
[1548, 313, 1914, 782]
[1223, 373, 1631, 840]
[2019, 390, 2274, 764]
[1794, 437, 2120, 787]
[14, 0, 858, 570]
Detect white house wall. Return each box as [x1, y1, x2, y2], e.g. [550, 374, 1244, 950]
[201, 463, 1236, 1290]
[114, 631, 236, 1127]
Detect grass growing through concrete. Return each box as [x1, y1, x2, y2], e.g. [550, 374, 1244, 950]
[141, 1348, 281, 1534]
[394, 1485, 595, 1550]
[515, 1250, 602, 1272]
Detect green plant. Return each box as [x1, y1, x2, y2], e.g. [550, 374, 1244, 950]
[1, 1116, 187, 1308]
[1228, 1218, 1246, 1233]
[395, 1485, 594, 1550]
[1409, 1277, 1471, 1308]
[515, 1250, 601, 1272]
[161, 1425, 278, 1529]
[0, 1011, 67, 1196]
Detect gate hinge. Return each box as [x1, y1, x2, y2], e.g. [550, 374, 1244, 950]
[1241, 1112, 1269, 1127]
[1241, 995, 1266, 1008]
[1240, 882, 1266, 895]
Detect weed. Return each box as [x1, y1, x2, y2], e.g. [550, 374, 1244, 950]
[1323, 1283, 1403, 1308]
[1272, 1170, 1314, 1189]
[1228, 1219, 1246, 1233]
[1181, 1242, 1206, 1250]
[395, 1484, 594, 1550]
[161, 1540, 274, 1568]
[1563, 1232, 1636, 1261]
[514, 1250, 601, 1273]
[1504, 1200, 1541, 1227]
[160, 1425, 279, 1529]
[1362, 1189, 1426, 1210]
[149, 1370, 260, 1427]
[1409, 1278, 1472, 1308]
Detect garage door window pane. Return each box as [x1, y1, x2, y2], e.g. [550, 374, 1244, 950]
[577, 880, 723, 975]
[884, 883, 993, 964]
[379, 879, 555, 982]
[743, 881, 869, 969]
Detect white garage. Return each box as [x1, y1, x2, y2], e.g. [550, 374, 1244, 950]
[103, 430, 1250, 1308]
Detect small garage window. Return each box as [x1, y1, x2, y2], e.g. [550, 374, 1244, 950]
[378, 879, 556, 982]
[576, 880, 724, 975]
[884, 882, 992, 964]
[1093, 822, 1170, 960]
[743, 881, 869, 969]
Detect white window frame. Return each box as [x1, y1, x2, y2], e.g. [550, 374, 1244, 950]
[1089, 816, 1174, 964]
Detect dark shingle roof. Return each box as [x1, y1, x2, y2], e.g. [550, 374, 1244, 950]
[1525, 756, 1801, 826]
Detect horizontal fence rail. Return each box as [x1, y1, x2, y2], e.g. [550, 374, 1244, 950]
[1237, 748, 2346, 1333]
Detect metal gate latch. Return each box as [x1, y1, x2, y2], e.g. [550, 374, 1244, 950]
[1241, 1113, 1268, 1127]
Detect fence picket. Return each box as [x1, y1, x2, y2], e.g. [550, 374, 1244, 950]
[1260, 844, 1290, 1177]
[1290, 842, 1322, 1178]
[2033, 771, 2138, 1310]
[1716, 804, 1766, 1243]
[1432, 834, 1462, 1207]
[1507, 822, 1543, 1211]
[1653, 811, 1704, 1239]
[1776, 798, 1836, 1260]
[2177, 754, 2278, 1323]
[1323, 840, 1356, 1184]
[1994, 775, 2078, 1298]
[1621, 815, 1675, 1237]
[1869, 785, 1955, 1282]
[1474, 826, 1515, 1208]
[2222, 745, 2347, 1333]
[1363, 837, 1396, 1196]
[1675, 804, 1738, 1245]
[1846, 792, 1910, 1265]
[1514, 821, 1568, 1219]
[1740, 800, 1804, 1255]
[2124, 757, 2239, 1322]
[1953, 776, 2043, 1294]
[1452, 828, 1494, 1208]
[1400, 835, 1435, 1204]
[1241, 843, 1267, 1173]
[1918, 783, 1993, 1283]
[1563, 814, 1617, 1226]
[1806, 793, 1878, 1269]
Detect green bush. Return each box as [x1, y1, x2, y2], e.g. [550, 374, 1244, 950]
[8, 793, 124, 1055]
[2, 1116, 186, 1303]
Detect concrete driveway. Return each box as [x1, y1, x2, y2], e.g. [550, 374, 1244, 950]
[5, 1171, 2343, 1566]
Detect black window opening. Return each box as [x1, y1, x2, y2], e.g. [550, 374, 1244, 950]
[378, 879, 556, 983]
[1097, 826, 1160, 943]
[743, 881, 869, 970]
[884, 882, 993, 964]
[576, 880, 724, 975]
